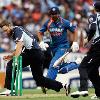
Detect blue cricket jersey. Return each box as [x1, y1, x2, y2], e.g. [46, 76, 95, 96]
[39, 17, 76, 48]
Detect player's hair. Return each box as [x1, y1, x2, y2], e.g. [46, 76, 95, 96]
[0, 20, 11, 28]
[94, 1, 100, 12]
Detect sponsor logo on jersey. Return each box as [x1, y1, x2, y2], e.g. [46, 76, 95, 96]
[49, 28, 63, 36]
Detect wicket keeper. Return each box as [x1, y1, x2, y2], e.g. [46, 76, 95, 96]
[0, 20, 68, 95]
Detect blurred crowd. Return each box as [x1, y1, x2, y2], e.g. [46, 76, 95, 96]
[0, 0, 98, 53]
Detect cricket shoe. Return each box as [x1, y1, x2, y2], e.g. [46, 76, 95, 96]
[91, 95, 100, 99]
[70, 91, 88, 98]
[64, 84, 71, 96]
[0, 89, 11, 96]
[0, 89, 15, 96]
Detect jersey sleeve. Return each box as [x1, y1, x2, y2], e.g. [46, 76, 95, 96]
[64, 19, 76, 32]
[39, 20, 49, 34]
[88, 14, 96, 30]
[13, 27, 23, 43]
[87, 14, 96, 41]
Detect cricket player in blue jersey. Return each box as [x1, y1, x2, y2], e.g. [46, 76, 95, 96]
[38, 7, 79, 81]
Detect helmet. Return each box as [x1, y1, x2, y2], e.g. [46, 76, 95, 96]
[48, 7, 60, 15]
[94, 1, 100, 11]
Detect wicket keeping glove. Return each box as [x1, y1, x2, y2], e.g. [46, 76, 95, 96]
[39, 41, 49, 51]
[71, 42, 79, 52]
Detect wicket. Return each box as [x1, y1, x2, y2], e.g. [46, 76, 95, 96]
[11, 56, 22, 96]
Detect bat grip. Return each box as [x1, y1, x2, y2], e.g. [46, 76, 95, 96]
[65, 48, 72, 53]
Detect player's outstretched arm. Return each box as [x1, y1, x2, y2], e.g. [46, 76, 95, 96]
[14, 41, 24, 57]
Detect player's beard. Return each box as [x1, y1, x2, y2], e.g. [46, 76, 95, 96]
[7, 30, 13, 38]
[52, 15, 59, 21]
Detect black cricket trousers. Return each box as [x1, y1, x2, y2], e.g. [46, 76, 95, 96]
[4, 48, 63, 92]
[79, 44, 100, 97]
[78, 66, 88, 91]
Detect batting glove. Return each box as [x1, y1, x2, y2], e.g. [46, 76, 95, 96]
[75, 57, 82, 64]
[71, 42, 79, 52]
[39, 41, 49, 51]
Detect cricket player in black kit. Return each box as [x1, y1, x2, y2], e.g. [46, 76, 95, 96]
[0, 20, 68, 95]
[71, 1, 100, 99]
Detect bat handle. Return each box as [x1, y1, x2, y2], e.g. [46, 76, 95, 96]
[66, 48, 72, 53]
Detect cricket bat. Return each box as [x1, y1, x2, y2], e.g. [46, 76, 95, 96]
[53, 37, 93, 67]
[53, 49, 72, 67]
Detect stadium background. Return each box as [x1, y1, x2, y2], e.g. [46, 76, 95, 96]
[0, 0, 99, 100]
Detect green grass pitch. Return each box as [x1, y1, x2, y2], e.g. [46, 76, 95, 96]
[0, 88, 95, 100]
